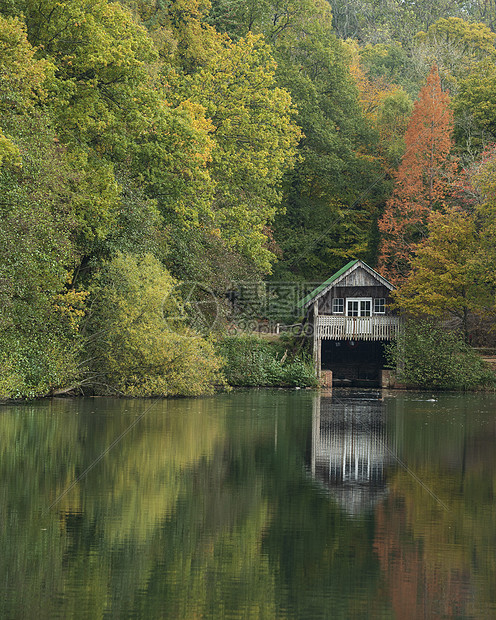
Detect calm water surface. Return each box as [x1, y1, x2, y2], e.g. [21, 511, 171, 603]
[1, 389, 496, 619]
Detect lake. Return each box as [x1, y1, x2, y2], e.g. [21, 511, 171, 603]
[1, 389, 496, 619]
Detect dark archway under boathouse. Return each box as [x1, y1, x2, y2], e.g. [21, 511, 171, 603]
[321, 340, 387, 386]
[299, 260, 400, 387]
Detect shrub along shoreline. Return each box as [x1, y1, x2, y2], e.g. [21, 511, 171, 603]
[0, 331, 317, 402]
[3, 318, 496, 402]
[216, 334, 317, 389]
[385, 320, 496, 391]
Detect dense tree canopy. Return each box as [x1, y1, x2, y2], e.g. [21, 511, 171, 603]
[2, 0, 496, 397]
[208, 0, 390, 279]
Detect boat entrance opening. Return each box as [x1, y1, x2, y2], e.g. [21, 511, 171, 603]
[321, 340, 387, 387]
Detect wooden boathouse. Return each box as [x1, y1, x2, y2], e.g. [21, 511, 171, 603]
[300, 260, 401, 386]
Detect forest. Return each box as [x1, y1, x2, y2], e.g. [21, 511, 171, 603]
[2, 0, 496, 397]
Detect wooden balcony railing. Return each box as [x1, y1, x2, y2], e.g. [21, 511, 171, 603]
[316, 315, 402, 341]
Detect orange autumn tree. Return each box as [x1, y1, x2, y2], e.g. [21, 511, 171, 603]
[378, 65, 459, 284]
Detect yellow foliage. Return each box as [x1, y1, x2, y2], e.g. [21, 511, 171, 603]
[0, 129, 21, 168]
[53, 275, 89, 331]
[0, 15, 54, 111]
[347, 40, 400, 123]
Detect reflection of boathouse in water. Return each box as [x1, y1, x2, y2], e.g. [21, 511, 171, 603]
[311, 393, 394, 515]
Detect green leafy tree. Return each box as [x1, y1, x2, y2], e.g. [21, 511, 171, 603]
[413, 18, 496, 91]
[393, 208, 486, 341]
[468, 0, 496, 32]
[85, 252, 223, 396]
[347, 41, 413, 169]
[467, 144, 496, 313]
[0, 117, 83, 398]
[181, 33, 300, 273]
[123, 1, 302, 276]
[0, 15, 85, 398]
[0, 14, 52, 165]
[328, 0, 469, 46]
[120, 0, 220, 70]
[209, 0, 333, 42]
[376, 89, 413, 167]
[7, 0, 217, 245]
[386, 320, 493, 389]
[358, 42, 420, 99]
[0, 14, 52, 108]
[454, 59, 496, 150]
[209, 0, 385, 279]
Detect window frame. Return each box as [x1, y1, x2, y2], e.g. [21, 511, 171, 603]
[332, 297, 344, 314]
[373, 298, 386, 314]
[346, 298, 372, 317]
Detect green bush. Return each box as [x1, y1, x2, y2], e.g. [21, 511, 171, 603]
[85, 252, 223, 397]
[386, 320, 496, 390]
[0, 334, 81, 400]
[216, 334, 317, 388]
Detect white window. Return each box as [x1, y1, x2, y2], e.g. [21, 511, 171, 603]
[374, 298, 386, 314]
[346, 298, 372, 317]
[332, 297, 344, 313]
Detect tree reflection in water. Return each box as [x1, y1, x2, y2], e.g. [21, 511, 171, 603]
[2, 392, 496, 618]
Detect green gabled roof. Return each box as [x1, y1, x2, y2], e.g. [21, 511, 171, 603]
[299, 259, 359, 308]
[299, 259, 394, 309]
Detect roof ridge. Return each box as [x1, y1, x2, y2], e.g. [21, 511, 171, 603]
[298, 259, 359, 308]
